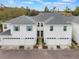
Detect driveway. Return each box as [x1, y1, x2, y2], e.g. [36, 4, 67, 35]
[0, 49, 79, 59]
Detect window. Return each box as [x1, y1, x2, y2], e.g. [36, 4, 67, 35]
[27, 26, 32, 31]
[41, 31, 43, 37]
[59, 38, 69, 39]
[50, 26, 53, 31]
[47, 37, 56, 39]
[37, 23, 40, 27]
[37, 31, 40, 37]
[4, 24, 7, 29]
[14, 26, 20, 31]
[3, 38, 20, 40]
[64, 26, 67, 31]
[41, 23, 43, 27]
[25, 37, 34, 39]
[32, 38, 34, 39]
[25, 38, 27, 39]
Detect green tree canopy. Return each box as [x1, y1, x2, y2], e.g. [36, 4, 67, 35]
[73, 7, 79, 16]
[28, 9, 39, 16]
[0, 5, 39, 22]
[44, 6, 49, 12]
[64, 6, 71, 13]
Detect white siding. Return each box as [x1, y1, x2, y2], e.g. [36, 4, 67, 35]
[0, 24, 37, 46]
[0, 37, 36, 45]
[44, 24, 72, 46]
[10, 24, 37, 37]
[72, 23, 79, 45]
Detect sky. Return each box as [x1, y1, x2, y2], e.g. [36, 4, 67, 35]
[0, 0, 79, 11]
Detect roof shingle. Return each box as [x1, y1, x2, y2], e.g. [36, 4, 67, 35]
[6, 15, 36, 24]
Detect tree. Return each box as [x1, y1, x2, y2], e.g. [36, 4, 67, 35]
[28, 9, 39, 16]
[73, 7, 79, 16]
[0, 6, 39, 22]
[44, 6, 49, 12]
[0, 6, 30, 21]
[0, 11, 6, 20]
[26, 6, 30, 15]
[53, 7, 56, 12]
[64, 6, 71, 13]
[63, 6, 73, 16]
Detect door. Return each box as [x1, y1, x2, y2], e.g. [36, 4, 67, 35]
[37, 31, 44, 45]
[41, 31, 43, 37]
[37, 31, 43, 37]
[37, 31, 40, 37]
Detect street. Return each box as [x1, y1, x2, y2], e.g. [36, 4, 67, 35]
[0, 49, 79, 59]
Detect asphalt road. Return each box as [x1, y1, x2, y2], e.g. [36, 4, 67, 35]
[0, 49, 79, 59]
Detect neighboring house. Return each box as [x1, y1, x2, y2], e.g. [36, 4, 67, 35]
[0, 13, 78, 50]
[0, 16, 37, 50]
[44, 14, 72, 49]
[72, 16, 79, 46]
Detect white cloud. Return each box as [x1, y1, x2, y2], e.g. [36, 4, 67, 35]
[6, 0, 34, 5]
[30, 0, 43, 2]
[21, 1, 34, 4]
[8, 0, 15, 4]
[62, 0, 76, 3]
[3, 0, 73, 9]
[41, 2, 68, 7]
[42, 2, 52, 5]
[7, 0, 70, 7]
[52, 2, 66, 6]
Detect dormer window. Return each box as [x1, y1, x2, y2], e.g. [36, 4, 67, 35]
[27, 26, 32, 31]
[4, 24, 7, 29]
[41, 23, 43, 27]
[50, 26, 53, 31]
[14, 26, 20, 31]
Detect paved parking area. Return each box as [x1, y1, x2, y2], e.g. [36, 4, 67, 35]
[0, 49, 79, 59]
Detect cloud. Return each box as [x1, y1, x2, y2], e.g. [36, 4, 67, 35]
[0, 0, 75, 10]
[62, 0, 76, 3]
[8, 0, 15, 4]
[52, 2, 67, 6]
[29, 0, 43, 3]
[21, 1, 34, 4]
[5, 0, 34, 5]
[41, 2, 68, 7]
[42, 2, 52, 5]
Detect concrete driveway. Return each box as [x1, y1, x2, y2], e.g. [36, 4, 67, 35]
[0, 49, 79, 59]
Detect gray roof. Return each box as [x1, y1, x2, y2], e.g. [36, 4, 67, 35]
[4, 13, 78, 25]
[6, 15, 36, 24]
[72, 16, 79, 23]
[31, 13, 54, 22]
[0, 30, 11, 35]
[45, 13, 73, 24]
[2, 13, 79, 36]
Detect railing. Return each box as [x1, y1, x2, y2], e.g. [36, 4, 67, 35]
[0, 37, 35, 40]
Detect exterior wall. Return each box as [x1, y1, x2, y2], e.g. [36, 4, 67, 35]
[37, 22, 44, 31]
[72, 23, 79, 45]
[44, 24, 72, 48]
[0, 24, 37, 46]
[1, 22, 73, 50]
[10, 24, 37, 38]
